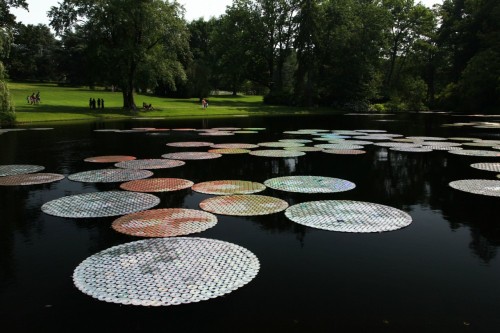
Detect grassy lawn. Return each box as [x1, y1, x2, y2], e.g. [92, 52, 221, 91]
[7, 82, 334, 124]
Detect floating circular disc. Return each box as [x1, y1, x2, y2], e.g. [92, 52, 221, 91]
[421, 141, 462, 147]
[462, 142, 499, 148]
[120, 178, 193, 193]
[166, 142, 214, 148]
[112, 208, 218, 237]
[333, 130, 363, 135]
[29, 127, 54, 131]
[374, 142, 422, 148]
[94, 129, 120, 133]
[258, 142, 304, 148]
[0, 164, 45, 176]
[282, 131, 313, 135]
[406, 136, 447, 141]
[192, 180, 266, 195]
[42, 191, 160, 218]
[243, 127, 265, 131]
[448, 137, 478, 142]
[84, 156, 136, 163]
[68, 169, 153, 183]
[208, 148, 250, 154]
[426, 146, 463, 151]
[285, 200, 412, 233]
[199, 132, 234, 136]
[249, 150, 305, 158]
[279, 139, 313, 144]
[449, 179, 500, 197]
[323, 149, 366, 155]
[115, 159, 185, 170]
[162, 152, 222, 160]
[233, 131, 258, 134]
[210, 143, 259, 149]
[264, 176, 355, 193]
[342, 140, 374, 145]
[355, 129, 387, 133]
[313, 137, 346, 142]
[172, 128, 197, 131]
[0, 173, 64, 186]
[390, 147, 433, 153]
[471, 163, 500, 173]
[199, 195, 288, 216]
[211, 127, 241, 131]
[314, 134, 350, 140]
[72, 237, 259, 306]
[284, 146, 324, 152]
[315, 144, 364, 150]
[448, 150, 500, 157]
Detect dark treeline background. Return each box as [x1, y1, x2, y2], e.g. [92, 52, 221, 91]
[1, 0, 499, 113]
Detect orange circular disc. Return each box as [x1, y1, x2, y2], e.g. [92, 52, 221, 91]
[112, 208, 218, 237]
[120, 178, 193, 192]
[84, 155, 136, 163]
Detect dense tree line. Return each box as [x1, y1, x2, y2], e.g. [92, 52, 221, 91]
[1, 0, 499, 113]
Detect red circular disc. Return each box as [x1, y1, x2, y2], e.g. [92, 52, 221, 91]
[84, 155, 136, 163]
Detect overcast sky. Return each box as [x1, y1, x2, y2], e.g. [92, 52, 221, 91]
[11, 0, 443, 27]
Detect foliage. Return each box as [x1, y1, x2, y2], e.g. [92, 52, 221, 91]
[48, 0, 190, 110]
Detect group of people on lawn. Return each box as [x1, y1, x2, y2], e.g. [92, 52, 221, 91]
[89, 97, 104, 109]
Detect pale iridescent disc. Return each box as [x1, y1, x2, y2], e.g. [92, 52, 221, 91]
[199, 132, 234, 136]
[210, 143, 259, 149]
[208, 148, 251, 154]
[120, 178, 193, 192]
[284, 146, 324, 152]
[73, 237, 259, 306]
[420, 141, 462, 147]
[0, 164, 45, 176]
[462, 142, 499, 148]
[68, 169, 153, 183]
[112, 208, 217, 237]
[199, 195, 288, 216]
[243, 128, 266, 131]
[471, 163, 500, 172]
[449, 179, 500, 197]
[406, 136, 448, 141]
[0, 173, 64, 186]
[390, 147, 433, 153]
[315, 144, 364, 150]
[285, 200, 412, 233]
[42, 191, 160, 218]
[258, 142, 305, 148]
[211, 127, 241, 131]
[249, 150, 305, 158]
[323, 149, 366, 155]
[374, 142, 422, 148]
[279, 139, 313, 144]
[115, 159, 185, 170]
[426, 146, 463, 151]
[264, 176, 355, 193]
[84, 156, 136, 163]
[192, 180, 266, 195]
[448, 137, 478, 142]
[162, 152, 222, 160]
[355, 129, 387, 133]
[233, 131, 258, 134]
[342, 140, 374, 145]
[449, 150, 500, 157]
[166, 142, 214, 147]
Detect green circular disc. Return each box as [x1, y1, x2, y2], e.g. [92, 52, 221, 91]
[192, 180, 266, 195]
[249, 150, 306, 158]
[264, 176, 355, 193]
[199, 195, 288, 216]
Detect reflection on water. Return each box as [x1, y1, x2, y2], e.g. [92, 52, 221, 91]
[1, 114, 500, 332]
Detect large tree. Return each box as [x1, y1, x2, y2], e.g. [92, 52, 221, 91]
[49, 0, 190, 110]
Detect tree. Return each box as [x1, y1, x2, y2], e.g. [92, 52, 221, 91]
[0, 0, 27, 124]
[49, 0, 190, 110]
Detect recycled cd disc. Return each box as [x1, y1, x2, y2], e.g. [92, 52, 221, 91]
[374, 142, 422, 148]
[233, 131, 258, 134]
[208, 148, 250, 154]
[352, 135, 393, 141]
[449, 150, 500, 157]
[162, 152, 222, 160]
[333, 130, 362, 135]
[243, 128, 266, 131]
[264, 176, 355, 193]
[258, 142, 304, 148]
[315, 144, 364, 150]
[200, 195, 288, 216]
[421, 141, 462, 147]
[314, 134, 350, 139]
[0, 173, 64, 186]
[211, 127, 241, 131]
[0, 164, 45, 176]
[355, 129, 387, 133]
[68, 169, 153, 183]
[462, 142, 498, 148]
[390, 147, 433, 153]
[115, 159, 185, 170]
[172, 128, 197, 131]
[73, 237, 259, 306]
[42, 191, 160, 218]
[279, 139, 313, 144]
[298, 129, 330, 133]
[471, 163, 500, 173]
[249, 150, 306, 158]
[84, 156, 136, 163]
[342, 140, 374, 145]
[283, 131, 312, 135]
[192, 180, 266, 195]
[199, 132, 234, 136]
[112, 208, 218, 237]
[426, 146, 463, 151]
[406, 136, 447, 141]
[284, 146, 323, 152]
[323, 149, 366, 155]
[449, 179, 500, 197]
[120, 178, 193, 192]
[313, 137, 346, 142]
[210, 143, 259, 149]
[285, 200, 412, 233]
[448, 137, 478, 142]
[166, 142, 214, 147]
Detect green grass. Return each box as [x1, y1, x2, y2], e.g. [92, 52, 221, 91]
[7, 82, 336, 124]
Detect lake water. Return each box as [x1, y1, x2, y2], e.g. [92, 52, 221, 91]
[1, 113, 499, 332]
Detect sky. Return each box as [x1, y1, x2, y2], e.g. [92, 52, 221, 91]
[11, 0, 443, 27]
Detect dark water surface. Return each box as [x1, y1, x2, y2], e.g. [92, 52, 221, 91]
[1, 113, 499, 332]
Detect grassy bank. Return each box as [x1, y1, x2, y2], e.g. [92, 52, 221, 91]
[7, 82, 334, 124]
